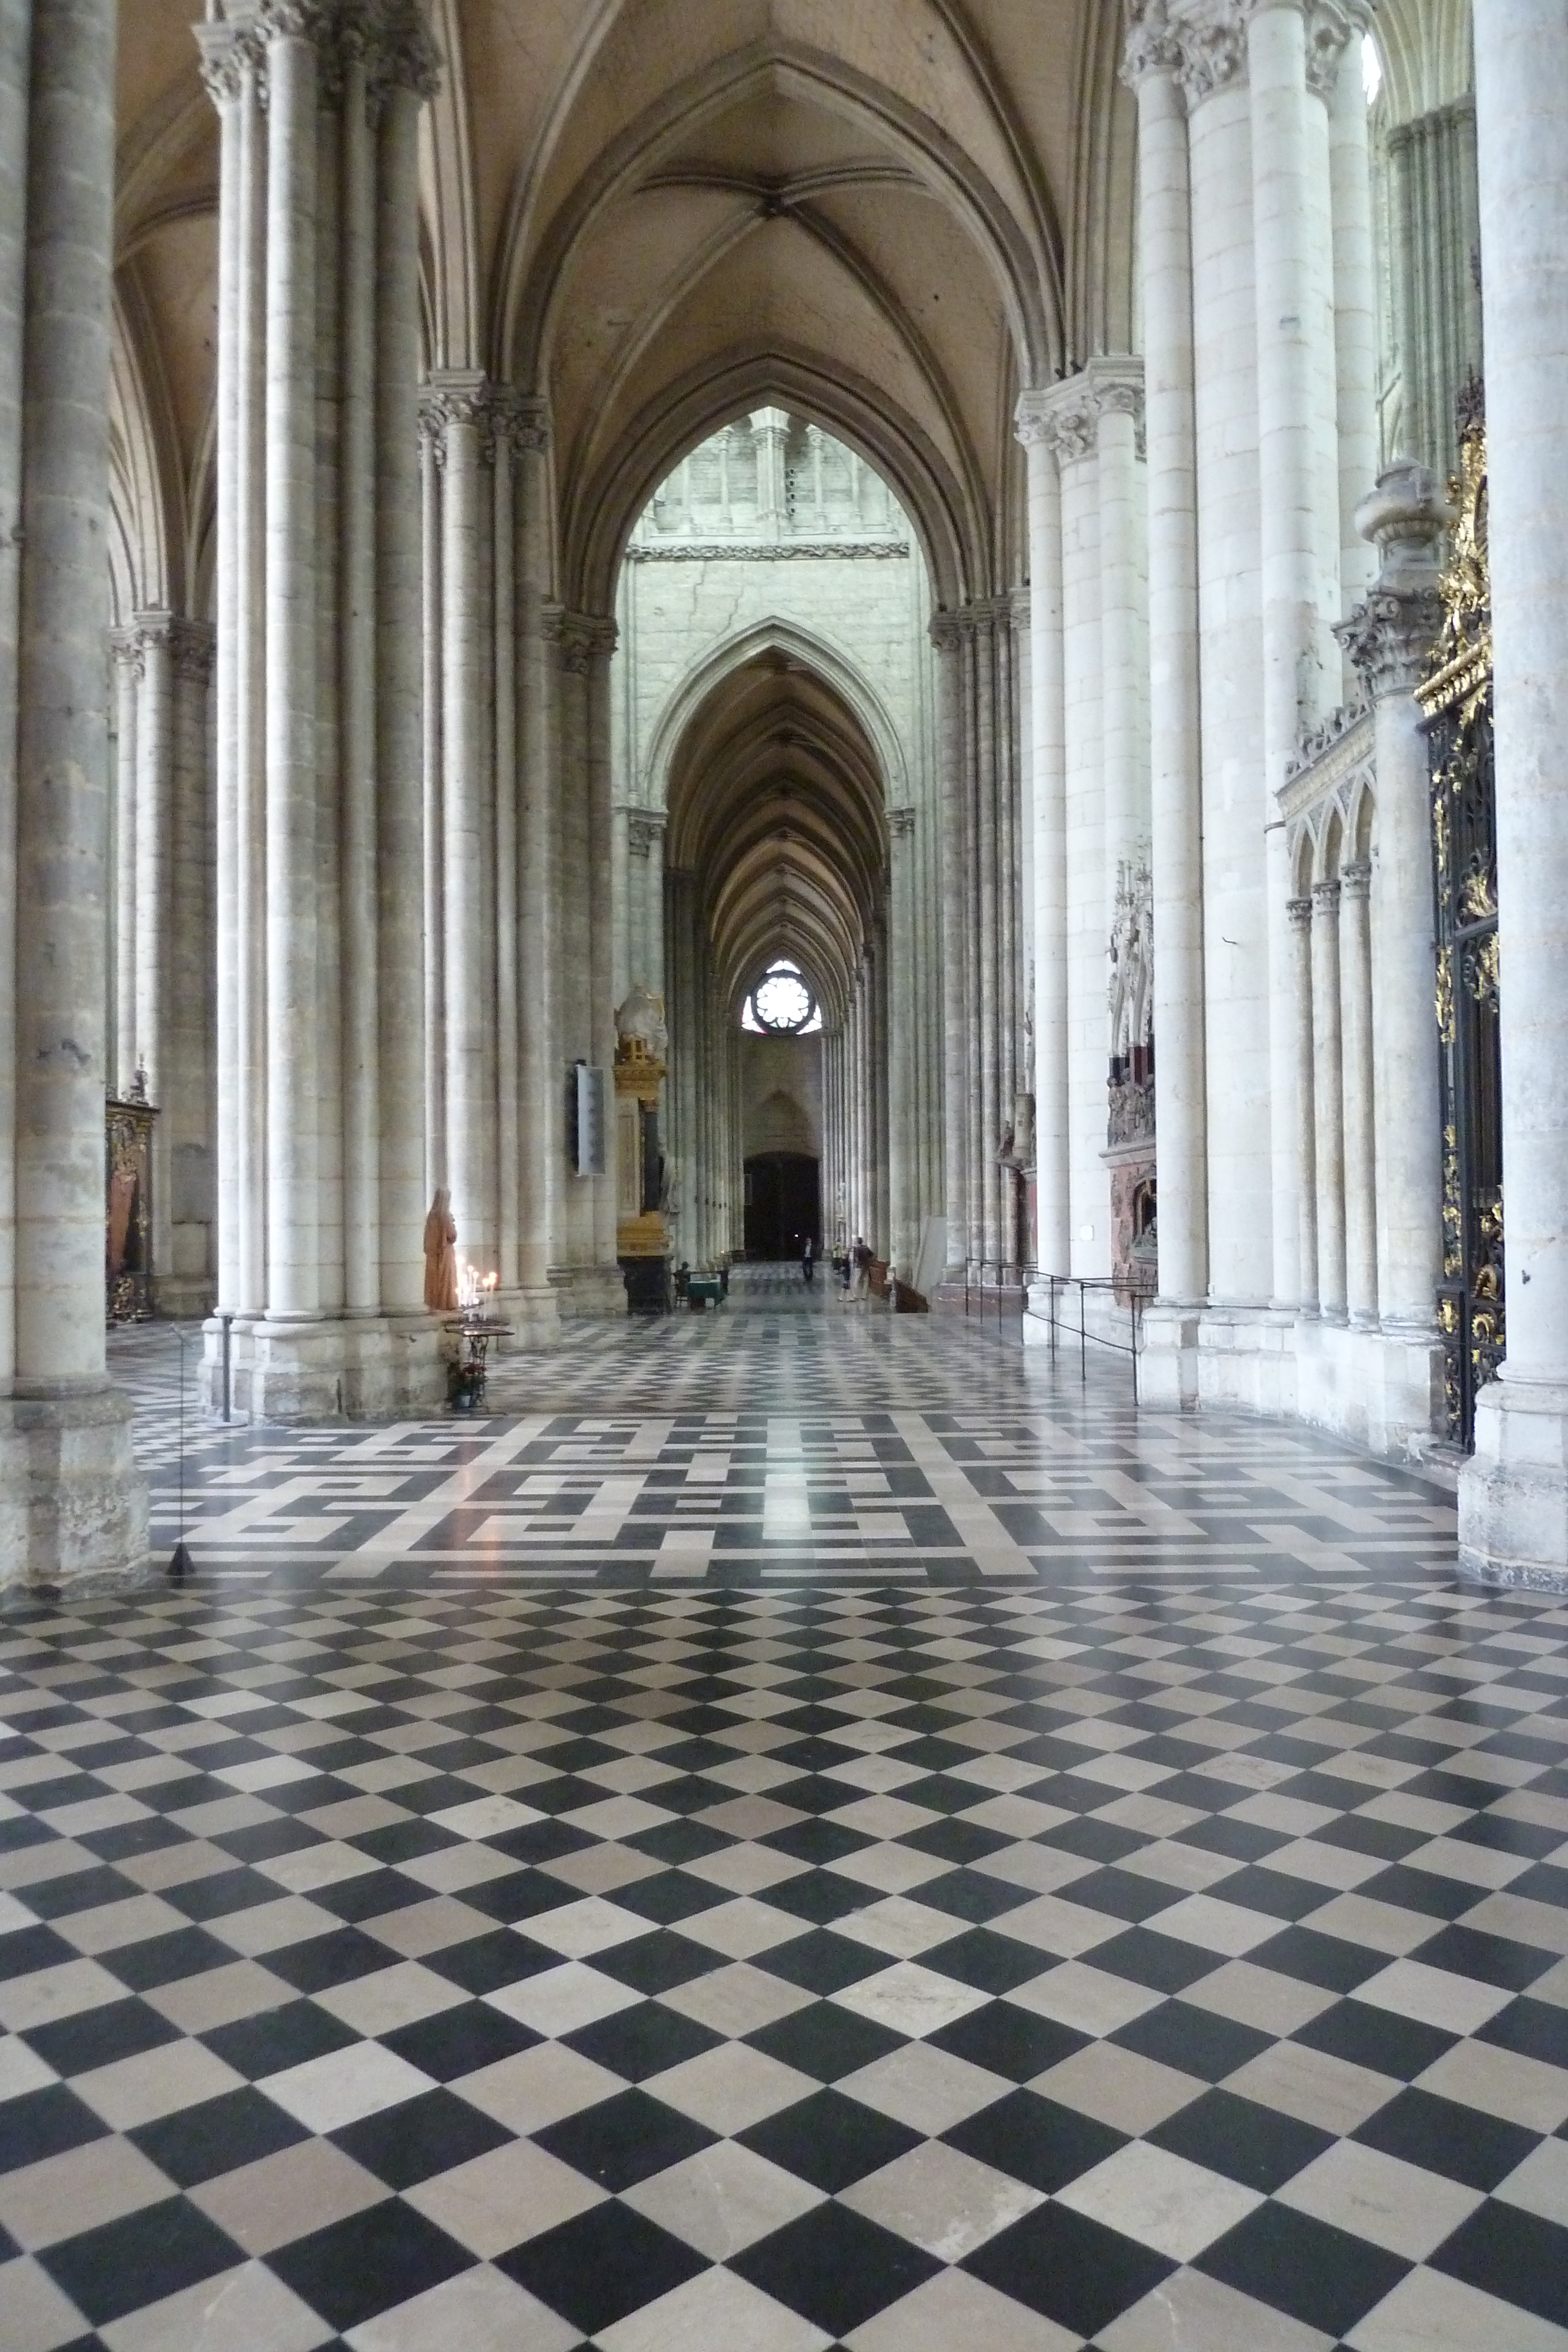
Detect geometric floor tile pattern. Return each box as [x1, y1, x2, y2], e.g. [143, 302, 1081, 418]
[114, 1271, 1460, 1590]
[4, 1549, 1568, 2342]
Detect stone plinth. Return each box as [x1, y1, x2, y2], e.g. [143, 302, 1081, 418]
[200, 1315, 446, 1424]
[0, 1396, 150, 1600]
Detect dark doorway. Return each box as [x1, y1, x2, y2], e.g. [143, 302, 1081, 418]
[744, 1153, 821, 1260]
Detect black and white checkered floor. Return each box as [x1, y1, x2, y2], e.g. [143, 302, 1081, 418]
[2, 1293, 1565, 2348]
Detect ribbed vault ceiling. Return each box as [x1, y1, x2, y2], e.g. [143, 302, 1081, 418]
[666, 650, 887, 1028]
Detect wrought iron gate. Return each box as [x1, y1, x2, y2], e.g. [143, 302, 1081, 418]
[1419, 393, 1502, 1448]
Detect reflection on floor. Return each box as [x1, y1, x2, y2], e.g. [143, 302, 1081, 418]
[2, 1294, 1565, 2350]
[115, 1269, 1456, 1590]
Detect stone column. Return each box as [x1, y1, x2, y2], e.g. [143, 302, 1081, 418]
[513, 405, 557, 1319]
[1289, 896, 1319, 1315]
[1094, 364, 1149, 905]
[1249, 0, 1338, 1309]
[339, 40, 377, 1317]
[166, 623, 215, 1314]
[262, 19, 320, 1324]
[587, 617, 620, 1283]
[1462, 1, 1568, 1585]
[236, 29, 266, 1323]
[1126, 12, 1208, 1319]
[1181, 10, 1270, 1309]
[1013, 402, 1069, 1278]
[931, 616, 968, 1284]
[1051, 392, 1105, 1279]
[1311, 877, 1347, 1318]
[3, 0, 148, 1589]
[1337, 463, 1445, 1344]
[419, 402, 444, 1192]
[430, 379, 491, 1272]
[198, 1, 440, 1418]
[196, 21, 242, 1317]
[888, 806, 918, 1275]
[1326, 5, 1378, 619]
[109, 629, 141, 1093]
[1338, 858, 1378, 1324]
[0, 0, 25, 1401]
[972, 603, 1001, 1269]
[375, 66, 429, 1319]
[133, 614, 175, 1285]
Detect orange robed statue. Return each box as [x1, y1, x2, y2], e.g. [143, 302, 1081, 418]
[423, 1188, 458, 1312]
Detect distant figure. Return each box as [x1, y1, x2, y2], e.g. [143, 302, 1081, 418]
[423, 1188, 458, 1312]
[802, 1236, 814, 1287]
[852, 1235, 872, 1299]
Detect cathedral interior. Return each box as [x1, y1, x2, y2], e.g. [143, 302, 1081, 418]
[2, 1, 1568, 2345]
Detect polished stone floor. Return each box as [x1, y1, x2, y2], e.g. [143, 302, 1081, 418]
[2, 1287, 1566, 2348]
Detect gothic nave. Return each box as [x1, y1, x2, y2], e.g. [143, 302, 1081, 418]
[2, 0, 1568, 2344]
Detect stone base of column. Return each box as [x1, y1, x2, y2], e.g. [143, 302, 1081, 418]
[548, 1264, 628, 1319]
[1296, 1318, 1446, 1459]
[153, 1275, 216, 1321]
[1459, 1380, 1568, 1592]
[1138, 1307, 1203, 1409]
[493, 1286, 561, 1346]
[199, 1315, 446, 1423]
[1172, 1305, 1298, 1420]
[0, 1392, 151, 1599]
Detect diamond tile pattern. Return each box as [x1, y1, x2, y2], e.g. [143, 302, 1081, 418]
[0, 1298, 1561, 2347]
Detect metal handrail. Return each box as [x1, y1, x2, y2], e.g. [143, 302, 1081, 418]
[1026, 1271, 1154, 1402]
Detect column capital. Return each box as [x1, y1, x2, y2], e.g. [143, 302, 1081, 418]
[624, 809, 666, 858]
[1122, 2, 1183, 92]
[1288, 893, 1315, 931]
[127, 610, 176, 664]
[1339, 858, 1372, 901]
[888, 806, 917, 839]
[419, 373, 539, 466]
[546, 608, 618, 674]
[1085, 356, 1146, 452]
[1013, 380, 1097, 467]
[1169, 3, 1249, 109]
[108, 624, 145, 681]
[1305, 1, 1369, 96]
[928, 596, 1012, 650]
[1336, 458, 1451, 698]
[194, 20, 263, 105]
[1312, 875, 1342, 909]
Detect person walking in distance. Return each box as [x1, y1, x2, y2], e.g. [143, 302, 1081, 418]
[802, 1235, 814, 1287]
[852, 1235, 872, 1301]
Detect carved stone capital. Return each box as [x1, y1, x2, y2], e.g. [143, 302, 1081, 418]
[549, 609, 618, 674]
[1340, 858, 1372, 902]
[1305, 1, 1369, 96]
[1336, 587, 1446, 700]
[128, 610, 176, 665]
[108, 624, 145, 681]
[1014, 382, 1097, 467]
[625, 810, 666, 859]
[1288, 893, 1314, 931]
[420, 374, 530, 467]
[1121, 0, 1183, 92]
[1337, 457, 1451, 699]
[888, 806, 917, 839]
[1312, 876, 1342, 911]
[1171, 3, 1249, 108]
[194, 21, 264, 105]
